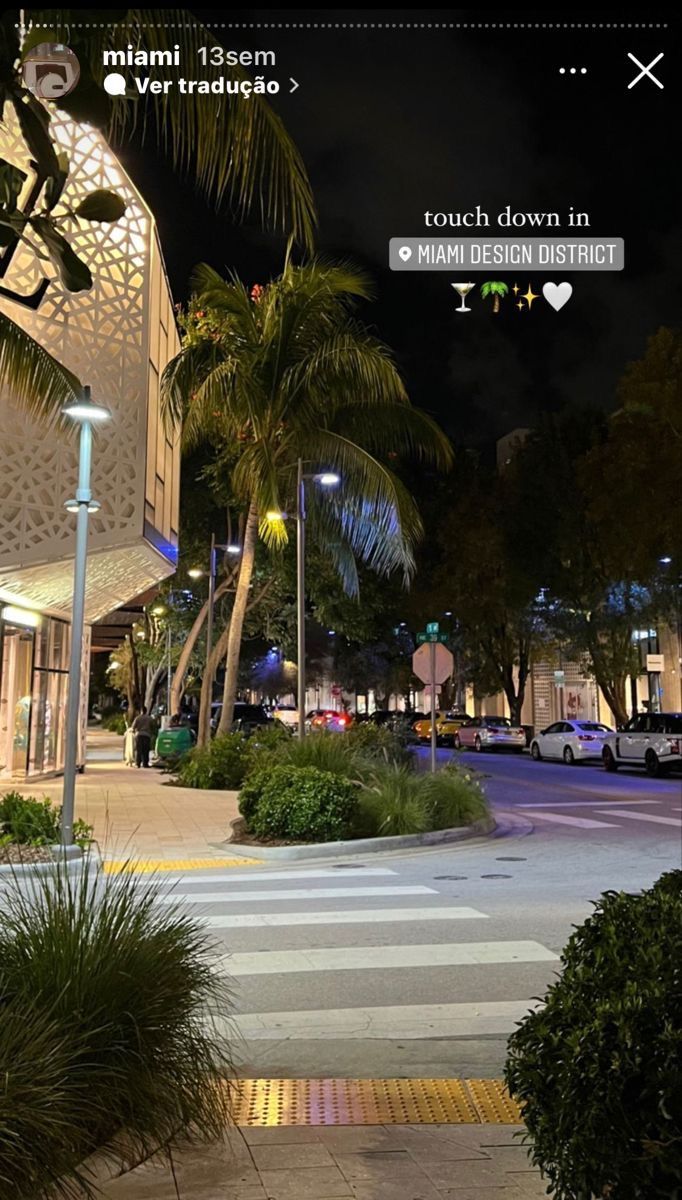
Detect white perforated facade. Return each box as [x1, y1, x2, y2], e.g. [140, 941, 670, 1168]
[0, 107, 180, 623]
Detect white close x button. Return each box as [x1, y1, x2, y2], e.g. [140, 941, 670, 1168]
[627, 51, 664, 89]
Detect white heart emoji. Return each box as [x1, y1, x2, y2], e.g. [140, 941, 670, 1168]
[543, 281, 572, 311]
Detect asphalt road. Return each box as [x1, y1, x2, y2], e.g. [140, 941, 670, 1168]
[152, 751, 681, 1079]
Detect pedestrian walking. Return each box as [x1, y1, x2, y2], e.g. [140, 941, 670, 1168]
[132, 708, 154, 768]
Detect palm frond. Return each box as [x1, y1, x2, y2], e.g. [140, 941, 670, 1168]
[0, 311, 80, 419]
[107, 11, 317, 248]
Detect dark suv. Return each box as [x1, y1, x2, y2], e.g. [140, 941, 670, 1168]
[210, 702, 273, 735]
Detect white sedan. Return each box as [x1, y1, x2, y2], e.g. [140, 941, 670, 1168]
[530, 719, 613, 765]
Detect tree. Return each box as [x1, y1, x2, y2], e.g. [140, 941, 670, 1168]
[480, 280, 509, 313]
[161, 259, 452, 735]
[581, 328, 682, 573]
[506, 400, 674, 726]
[0, 12, 315, 411]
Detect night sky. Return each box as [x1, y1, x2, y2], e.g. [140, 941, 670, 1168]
[119, 8, 679, 448]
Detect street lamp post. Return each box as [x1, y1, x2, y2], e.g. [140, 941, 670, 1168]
[296, 459, 306, 741]
[61, 387, 110, 845]
[294, 460, 340, 741]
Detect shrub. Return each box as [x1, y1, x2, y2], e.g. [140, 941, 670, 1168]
[102, 711, 126, 734]
[0, 791, 92, 848]
[345, 721, 412, 765]
[175, 732, 250, 789]
[421, 762, 489, 829]
[0, 864, 233, 1199]
[505, 870, 682, 1200]
[239, 765, 358, 842]
[264, 729, 365, 780]
[354, 765, 430, 837]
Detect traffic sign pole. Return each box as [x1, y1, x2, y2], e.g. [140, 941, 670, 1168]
[430, 640, 437, 774]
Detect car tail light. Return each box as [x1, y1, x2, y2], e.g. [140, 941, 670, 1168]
[578, 734, 596, 741]
[338, 716, 347, 725]
[668, 739, 680, 754]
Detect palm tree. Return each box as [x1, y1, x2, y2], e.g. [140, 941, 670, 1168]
[0, 12, 316, 413]
[480, 281, 509, 314]
[161, 260, 452, 737]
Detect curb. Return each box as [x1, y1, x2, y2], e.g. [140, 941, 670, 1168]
[491, 809, 535, 838]
[224, 815, 496, 861]
[0, 843, 95, 877]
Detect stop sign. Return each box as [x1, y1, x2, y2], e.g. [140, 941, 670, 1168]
[412, 642, 454, 685]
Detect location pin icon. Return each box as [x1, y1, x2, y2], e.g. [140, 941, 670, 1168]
[398, 246, 412, 262]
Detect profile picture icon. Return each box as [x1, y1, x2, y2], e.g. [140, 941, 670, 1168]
[22, 43, 80, 100]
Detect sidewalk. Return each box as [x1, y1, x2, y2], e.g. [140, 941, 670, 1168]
[100, 1121, 546, 1199]
[15, 729, 245, 864]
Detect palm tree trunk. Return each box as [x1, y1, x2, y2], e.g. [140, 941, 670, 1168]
[493, 295, 500, 314]
[197, 620, 231, 746]
[170, 578, 232, 715]
[217, 500, 260, 735]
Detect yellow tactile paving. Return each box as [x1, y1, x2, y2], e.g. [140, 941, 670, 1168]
[103, 856, 262, 874]
[230, 1079, 522, 1126]
[464, 1078, 522, 1124]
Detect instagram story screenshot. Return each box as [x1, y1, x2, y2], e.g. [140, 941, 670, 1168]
[0, 8, 680, 1199]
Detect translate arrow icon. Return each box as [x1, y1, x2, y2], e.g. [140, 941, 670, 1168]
[289, 78, 299, 93]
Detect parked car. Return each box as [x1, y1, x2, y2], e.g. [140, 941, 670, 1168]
[413, 711, 472, 745]
[273, 704, 298, 729]
[602, 712, 682, 776]
[210, 702, 273, 736]
[455, 715, 526, 753]
[530, 719, 614, 765]
[306, 709, 352, 732]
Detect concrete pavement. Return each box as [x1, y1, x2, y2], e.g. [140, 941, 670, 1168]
[100, 1123, 547, 1199]
[13, 729, 243, 863]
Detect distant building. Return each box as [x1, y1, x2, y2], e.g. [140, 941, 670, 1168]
[0, 110, 179, 779]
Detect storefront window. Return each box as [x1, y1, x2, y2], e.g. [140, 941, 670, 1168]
[29, 617, 70, 776]
[0, 613, 71, 779]
[0, 622, 35, 778]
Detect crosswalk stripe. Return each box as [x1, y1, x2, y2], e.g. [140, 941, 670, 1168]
[158, 885, 437, 904]
[527, 811, 618, 829]
[518, 799, 660, 808]
[199, 906, 488, 929]
[153, 868, 398, 884]
[595, 808, 682, 828]
[217, 940, 559, 976]
[230, 999, 541, 1040]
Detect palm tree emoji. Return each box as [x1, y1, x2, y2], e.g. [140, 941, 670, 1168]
[481, 280, 509, 313]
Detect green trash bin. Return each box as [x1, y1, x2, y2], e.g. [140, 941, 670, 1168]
[155, 725, 193, 762]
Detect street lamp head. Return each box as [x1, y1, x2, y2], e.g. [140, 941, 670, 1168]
[64, 498, 101, 513]
[266, 509, 287, 522]
[226, 544, 241, 555]
[152, 604, 166, 616]
[660, 556, 672, 565]
[316, 472, 340, 487]
[188, 568, 203, 579]
[62, 386, 110, 424]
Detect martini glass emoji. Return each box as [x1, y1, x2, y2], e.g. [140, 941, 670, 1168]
[452, 281, 475, 313]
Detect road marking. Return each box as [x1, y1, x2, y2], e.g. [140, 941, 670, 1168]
[158, 886, 437, 904]
[526, 811, 618, 829]
[217, 940, 559, 976]
[154, 868, 398, 884]
[518, 799, 660, 808]
[199, 906, 488, 928]
[230, 999, 542, 1040]
[595, 808, 682, 828]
